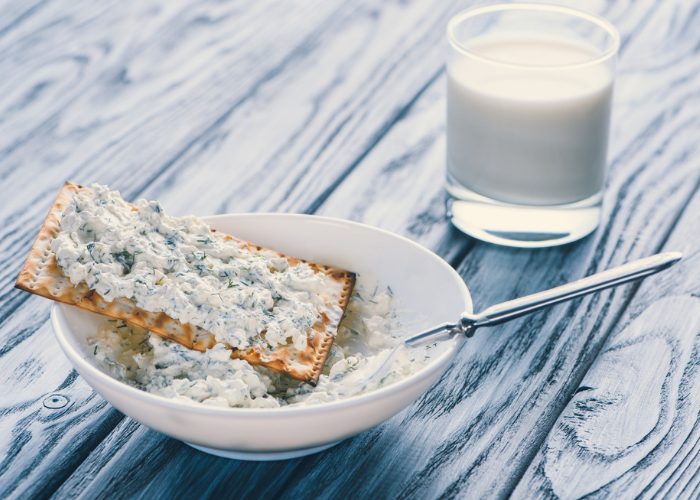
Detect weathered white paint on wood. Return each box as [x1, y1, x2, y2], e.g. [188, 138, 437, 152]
[513, 193, 700, 499]
[1, 0, 475, 496]
[538, 298, 699, 498]
[1, 0, 699, 498]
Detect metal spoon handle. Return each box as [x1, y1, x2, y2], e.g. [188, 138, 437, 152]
[467, 251, 681, 327]
[404, 251, 682, 346]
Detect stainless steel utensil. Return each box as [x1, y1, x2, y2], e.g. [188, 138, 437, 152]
[404, 251, 682, 347]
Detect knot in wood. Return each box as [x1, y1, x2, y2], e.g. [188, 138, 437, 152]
[43, 394, 69, 409]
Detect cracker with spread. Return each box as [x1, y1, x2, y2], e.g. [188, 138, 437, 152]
[16, 183, 355, 384]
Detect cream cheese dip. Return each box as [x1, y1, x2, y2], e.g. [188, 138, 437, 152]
[51, 184, 338, 352]
[89, 284, 434, 408]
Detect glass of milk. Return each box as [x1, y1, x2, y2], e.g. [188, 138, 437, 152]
[446, 4, 620, 248]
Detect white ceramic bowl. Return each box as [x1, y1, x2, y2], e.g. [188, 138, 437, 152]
[51, 214, 471, 460]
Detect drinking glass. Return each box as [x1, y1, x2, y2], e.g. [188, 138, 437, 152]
[446, 3, 620, 248]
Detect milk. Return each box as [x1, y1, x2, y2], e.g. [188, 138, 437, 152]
[447, 34, 613, 206]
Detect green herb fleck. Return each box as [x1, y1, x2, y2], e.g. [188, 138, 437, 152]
[112, 250, 135, 274]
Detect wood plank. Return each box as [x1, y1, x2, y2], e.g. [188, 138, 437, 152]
[0, 0, 475, 497]
[0, 1, 357, 494]
[0, 0, 462, 325]
[50, 61, 472, 500]
[134, 1, 459, 215]
[511, 194, 700, 498]
[50, 1, 700, 498]
[0, 0, 342, 316]
[45, 68, 473, 500]
[51, 421, 315, 499]
[286, 45, 700, 497]
[360, 2, 700, 497]
[3, 0, 700, 498]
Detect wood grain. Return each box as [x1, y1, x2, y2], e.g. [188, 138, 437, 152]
[512, 193, 700, 499]
[0, 0, 699, 498]
[0, 0, 471, 497]
[0, 1, 354, 495]
[54, 0, 700, 496]
[0, 0, 341, 318]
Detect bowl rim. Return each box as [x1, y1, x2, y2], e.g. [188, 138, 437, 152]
[51, 213, 472, 417]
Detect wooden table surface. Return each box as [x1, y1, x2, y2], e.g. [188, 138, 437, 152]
[1, 0, 699, 498]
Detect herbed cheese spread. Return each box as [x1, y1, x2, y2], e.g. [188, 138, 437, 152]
[90, 284, 434, 408]
[51, 184, 339, 351]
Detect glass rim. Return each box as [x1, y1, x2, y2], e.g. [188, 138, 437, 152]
[447, 3, 621, 70]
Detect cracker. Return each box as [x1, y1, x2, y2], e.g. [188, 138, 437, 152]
[16, 182, 355, 384]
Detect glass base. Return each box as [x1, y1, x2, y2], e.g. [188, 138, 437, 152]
[446, 182, 601, 248]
